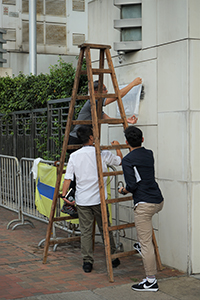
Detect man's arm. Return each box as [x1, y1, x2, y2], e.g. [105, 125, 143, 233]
[104, 77, 142, 106]
[111, 140, 123, 163]
[102, 110, 138, 125]
[62, 179, 75, 205]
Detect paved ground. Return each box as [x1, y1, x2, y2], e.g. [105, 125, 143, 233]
[0, 207, 200, 300]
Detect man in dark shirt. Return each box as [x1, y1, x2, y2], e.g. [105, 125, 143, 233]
[118, 126, 164, 292]
[68, 77, 142, 147]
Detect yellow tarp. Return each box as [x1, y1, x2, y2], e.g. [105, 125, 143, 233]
[35, 162, 111, 224]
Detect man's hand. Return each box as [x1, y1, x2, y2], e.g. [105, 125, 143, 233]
[127, 115, 138, 124]
[111, 140, 120, 146]
[133, 77, 142, 86]
[62, 197, 75, 206]
[111, 140, 123, 162]
[118, 186, 128, 195]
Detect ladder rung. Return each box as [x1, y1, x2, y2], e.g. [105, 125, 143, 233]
[99, 118, 124, 124]
[49, 236, 81, 246]
[108, 222, 135, 231]
[111, 250, 138, 260]
[103, 170, 124, 176]
[72, 118, 125, 125]
[67, 144, 82, 150]
[76, 93, 117, 100]
[106, 196, 133, 204]
[53, 216, 79, 221]
[76, 95, 90, 100]
[66, 144, 129, 151]
[72, 120, 92, 125]
[95, 93, 117, 98]
[80, 68, 112, 75]
[101, 144, 129, 150]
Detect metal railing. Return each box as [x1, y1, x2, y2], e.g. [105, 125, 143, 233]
[0, 154, 123, 251]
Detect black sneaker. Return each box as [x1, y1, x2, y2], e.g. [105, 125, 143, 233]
[61, 204, 78, 218]
[132, 279, 159, 292]
[83, 262, 93, 273]
[133, 242, 142, 256]
[112, 258, 120, 268]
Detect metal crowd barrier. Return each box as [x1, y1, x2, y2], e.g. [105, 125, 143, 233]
[0, 154, 20, 212]
[0, 154, 34, 229]
[0, 155, 123, 251]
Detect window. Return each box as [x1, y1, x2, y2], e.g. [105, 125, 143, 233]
[21, 0, 66, 52]
[114, 0, 142, 52]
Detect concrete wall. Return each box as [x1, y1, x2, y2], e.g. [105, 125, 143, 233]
[3, 52, 78, 76]
[0, 67, 12, 77]
[88, 0, 200, 274]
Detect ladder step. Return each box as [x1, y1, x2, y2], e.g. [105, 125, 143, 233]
[67, 144, 82, 150]
[72, 120, 92, 125]
[53, 216, 79, 221]
[101, 144, 129, 150]
[66, 144, 129, 151]
[80, 68, 112, 75]
[72, 118, 125, 125]
[49, 236, 81, 246]
[76, 93, 117, 100]
[111, 250, 138, 260]
[108, 222, 135, 231]
[95, 93, 117, 98]
[106, 196, 133, 204]
[79, 43, 111, 49]
[99, 118, 124, 124]
[103, 170, 123, 176]
[76, 95, 90, 100]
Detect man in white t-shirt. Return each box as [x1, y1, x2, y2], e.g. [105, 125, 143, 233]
[62, 126, 122, 273]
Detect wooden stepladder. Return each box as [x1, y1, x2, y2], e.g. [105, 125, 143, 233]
[42, 43, 162, 282]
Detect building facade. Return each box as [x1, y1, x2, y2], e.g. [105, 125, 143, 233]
[1, 0, 200, 275]
[0, 0, 88, 74]
[87, 0, 200, 275]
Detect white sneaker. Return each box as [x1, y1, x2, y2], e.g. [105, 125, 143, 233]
[133, 242, 142, 256]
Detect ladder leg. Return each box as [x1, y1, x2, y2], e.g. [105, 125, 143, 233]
[105, 48, 128, 130]
[43, 48, 85, 264]
[152, 229, 163, 271]
[85, 46, 114, 282]
[97, 49, 105, 136]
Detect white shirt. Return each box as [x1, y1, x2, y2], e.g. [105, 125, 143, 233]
[64, 146, 121, 206]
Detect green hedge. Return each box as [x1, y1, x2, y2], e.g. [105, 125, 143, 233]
[0, 57, 88, 160]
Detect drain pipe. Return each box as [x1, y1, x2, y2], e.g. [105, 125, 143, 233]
[29, 0, 37, 75]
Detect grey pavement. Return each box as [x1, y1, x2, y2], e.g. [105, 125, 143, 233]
[15, 276, 200, 300]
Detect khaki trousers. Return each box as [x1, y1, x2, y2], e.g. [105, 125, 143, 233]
[134, 201, 164, 276]
[77, 204, 116, 264]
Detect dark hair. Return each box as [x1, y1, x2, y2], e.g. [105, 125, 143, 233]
[93, 80, 99, 91]
[124, 126, 143, 148]
[93, 80, 106, 91]
[76, 126, 93, 144]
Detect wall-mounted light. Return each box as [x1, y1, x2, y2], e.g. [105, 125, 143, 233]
[118, 50, 125, 64]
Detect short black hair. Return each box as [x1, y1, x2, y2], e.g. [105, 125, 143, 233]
[124, 126, 143, 148]
[93, 80, 99, 91]
[76, 126, 93, 144]
[93, 80, 106, 91]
